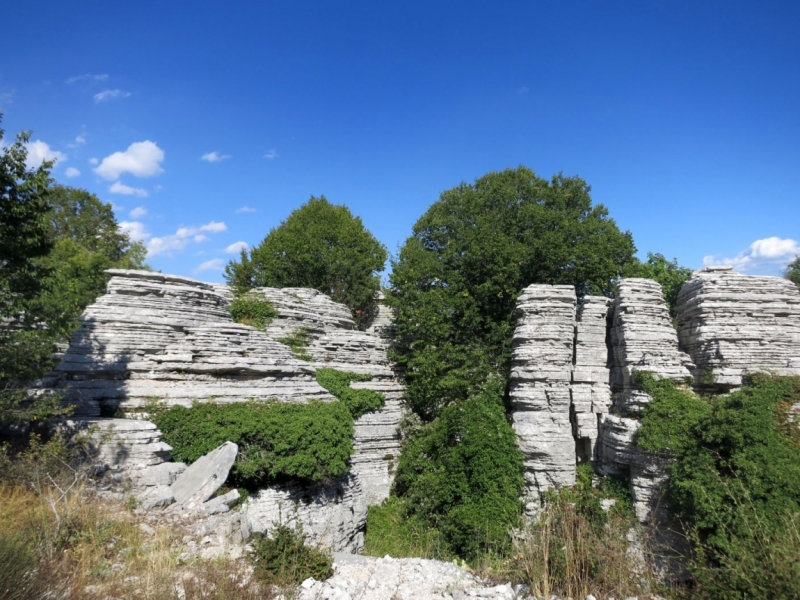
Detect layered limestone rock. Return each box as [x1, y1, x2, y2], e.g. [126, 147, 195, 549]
[571, 296, 612, 462]
[246, 286, 404, 505]
[509, 285, 577, 500]
[366, 290, 397, 342]
[608, 279, 695, 414]
[43, 270, 332, 417]
[245, 473, 368, 552]
[676, 266, 800, 390]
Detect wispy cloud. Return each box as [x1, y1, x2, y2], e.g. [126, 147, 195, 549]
[193, 258, 225, 274]
[67, 134, 87, 148]
[65, 167, 81, 178]
[24, 140, 66, 169]
[0, 90, 13, 108]
[147, 221, 228, 257]
[703, 237, 800, 275]
[88, 157, 99, 165]
[518, 86, 530, 94]
[94, 141, 164, 180]
[201, 151, 231, 162]
[264, 149, 279, 160]
[235, 206, 256, 214]
[129, 206, 147, 218]
[225, 241, 248, 254]
[66, 73, 109, 84]
[110, 181, 148, 197]
[94, 89, 131, 103]
[119, 221, 149, 243]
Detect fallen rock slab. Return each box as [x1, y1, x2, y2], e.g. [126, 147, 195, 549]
[170, 441, 238, 508]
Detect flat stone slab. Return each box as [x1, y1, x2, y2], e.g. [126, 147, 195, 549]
[170, 441, 238, 507]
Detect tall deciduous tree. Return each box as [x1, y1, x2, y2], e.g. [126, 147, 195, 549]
[225, 196, 387, 327]
[785, 255, 800, 287]
[390, 166, 637, 419]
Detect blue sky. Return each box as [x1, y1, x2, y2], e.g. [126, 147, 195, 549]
[2, 1, 798, 282]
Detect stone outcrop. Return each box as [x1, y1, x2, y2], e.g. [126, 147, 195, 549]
[571, 296, 612, 462]
[509, 285, 577, 500]
[245, 473, 368, 552]
[170, 441, 238, 508]
[42, 270, 332, 417]
[248, 286, 404, 505]
[676, 266, 800, 390]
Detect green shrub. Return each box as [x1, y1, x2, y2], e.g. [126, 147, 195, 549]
[392, 377, 524, 558]
[251, 523, 332, 587]
[229, 294, 278, 330]
[636, 373, 800, 598]
[364, 496, 451, 560]
[315, 368, 385, 419]
[0, 531, 43, 600]
[152, 400, 353, 489]
[277, 327, 313, 361]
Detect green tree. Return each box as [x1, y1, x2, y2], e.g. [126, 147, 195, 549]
[390, 167, 637, 419]
[225, 196, 387, 327]
[785, 255, 800, 287]
[29, 185, 147, 338]
[628, 252, 693, 319]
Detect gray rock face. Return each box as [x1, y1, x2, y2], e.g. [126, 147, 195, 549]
[170, 441, 238, 508]
[509, 285, 577, 500]
[245, 473, 367, 553]
[608, 279, 695, 414]
[572, 296, 612, 462]
[43, 270, 332, 416]
[676, 266, 800, 390]
[247, 286, 404, 505]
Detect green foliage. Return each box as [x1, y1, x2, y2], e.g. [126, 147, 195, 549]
[251, 523, 332, 587]
[785, 255, 800, 287]
[151, 400, 353, 489]
[392, 378, 525, 558]
[0, 531, 42, 600]
[636, 373, 800, 598]
[628, 252, 692, 319]
[389, 167, 636, 419]
[277, 327, 313, 361]
[229, 293, 278, 330]
[315, 368, 385, 419]
[364, 496, 451, 560]
[225, 196, 387, 327]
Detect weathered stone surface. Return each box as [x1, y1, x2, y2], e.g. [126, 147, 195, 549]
[509, 284, 577, 499]
[170, 441, 238, 508]
[137, 484, 175, 510]
[609, 279, 695, 414]
[572, 296, 612, 462]
[40, 270, 333, 416]
[244, 473, 367, 553]
[676, 266, 800, 390]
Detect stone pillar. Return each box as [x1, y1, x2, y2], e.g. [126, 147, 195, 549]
[509, 284, 577, 503]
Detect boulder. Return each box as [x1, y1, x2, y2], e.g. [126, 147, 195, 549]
[170, 441, 238, 508]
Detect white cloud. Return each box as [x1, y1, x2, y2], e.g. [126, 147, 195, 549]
[119, 221, 149, 243]
[193, 259, 225, 274]
[94, 141, 164, 180]
[235, 205, 256, 213]
[110, 181, 148, 197]
[88, 157, 99, 165]
[264, 149, 279, 160]
[24, 140, 66, 169]
[66, 73, 109, 84]
[129, 206, 147, 218]
[201, 151, 231, 162]
[68, 134, 86, 148]
[703, 237, 800, 275]
[65, 167, 81, 178]
[94, 89, 131, 103]
[225, 241, 249, 254]
[147, 221, 227, 257]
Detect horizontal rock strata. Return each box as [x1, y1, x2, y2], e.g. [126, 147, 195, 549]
[676, 266, 800, 390]
[509, 284, 577, 501]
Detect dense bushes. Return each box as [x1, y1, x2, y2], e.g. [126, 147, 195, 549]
[636, 373, 800, 598]
[229, 294, 278, 330]
[251, 524, 333, 587]
[392, 378, 524, 558]
[315, 368, 385, 419]
[152, 401, 354, 489]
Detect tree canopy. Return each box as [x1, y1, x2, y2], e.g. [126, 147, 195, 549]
[389, 166, 637, 419]
[785, 255, 800, 287]
[225, 196, 387, 326]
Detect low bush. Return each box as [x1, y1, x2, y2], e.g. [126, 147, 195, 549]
[315, 368, 385, 419]
[277, 327, 313, 361]
[363, 496, 451, 560]
[152, 400, 353, 489]
[229, 294, 278, 330]
[636, 373, 800, 598]
[392, 377, 524, 559]
[251, 523, 332, 587]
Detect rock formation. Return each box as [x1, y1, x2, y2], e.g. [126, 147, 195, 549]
[509, 285, 577, 501]
[676, 265, 800, 390]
